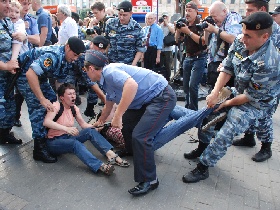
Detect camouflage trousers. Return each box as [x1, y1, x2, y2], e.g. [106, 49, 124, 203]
[17, 73, 57, 139]
[0, 71, 16, 128]
[200, 103, 268, 167]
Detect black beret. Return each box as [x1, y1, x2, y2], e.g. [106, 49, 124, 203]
[244, 0, 269, 3]
[67, 37, 86, 55]
[117, 1, 132, 12]
[269, 6, 280, 15]
[85, 50, 108, 67]
[91, 35, 109, 49]
[240, 12, 273, 30]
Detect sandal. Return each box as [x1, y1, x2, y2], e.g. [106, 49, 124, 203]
[108, 155, 130, 167]
[100, 163, 115, 176]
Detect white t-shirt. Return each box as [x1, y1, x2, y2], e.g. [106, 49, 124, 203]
[58, 17, 78, 45]
[13, 19, 29, 54]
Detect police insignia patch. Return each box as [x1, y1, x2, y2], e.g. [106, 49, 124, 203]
[252, 82, 262, 90]
[43, 58, 52, 67]
[99, 43, 104, 48]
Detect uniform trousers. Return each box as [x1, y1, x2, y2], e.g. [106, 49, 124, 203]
[200, 102, 270, 167]
[0, 71, 16, 128]
[17, 73, 57, 139]
[132, 85, 176, 183]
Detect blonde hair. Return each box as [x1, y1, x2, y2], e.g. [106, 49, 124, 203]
[10, 0, 22, 10]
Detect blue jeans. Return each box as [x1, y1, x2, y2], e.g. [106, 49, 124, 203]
[46, 128, 113, 172]
[183, 53, 207, 110]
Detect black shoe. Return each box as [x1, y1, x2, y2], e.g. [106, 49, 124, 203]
[14, 119, 22, 127]
[252, 142, 272, 162]
[128, 180, 159, 196]
[182, 164, 209, 183]
[184, 142, 209, 160]
[33, 138, 57, 163]
[115, 149, 133, 158]
[232, 133, 256, 147]
[0, 134, 22, 144]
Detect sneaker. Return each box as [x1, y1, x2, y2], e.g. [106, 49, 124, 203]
[216, 87, 232, 105]
[182, 167, 209, 183]
[201, 112, 227, 132]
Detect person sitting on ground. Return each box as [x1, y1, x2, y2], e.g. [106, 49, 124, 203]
[43, 83, 129, 176]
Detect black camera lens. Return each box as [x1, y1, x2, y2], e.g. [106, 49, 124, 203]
[195, 22, 209, 31]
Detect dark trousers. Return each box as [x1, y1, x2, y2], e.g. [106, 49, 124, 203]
[144, 46, 157, 70]
[160, 51, 173, 81]
[132, 85, 176, 183]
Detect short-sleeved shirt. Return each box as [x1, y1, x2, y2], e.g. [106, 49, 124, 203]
[23, 14, 39, 49]
[105, 17, 146, 64]
[47, 101, 79, 138]
[58, 17, 78, 45]
[222, 37, 280, 110]
[208, 12, 242, 63]
[19, 45, 71, 82]
[100, 63, 168, 109]
[36, 8, 52, 42]
[142, 23, 164, 50]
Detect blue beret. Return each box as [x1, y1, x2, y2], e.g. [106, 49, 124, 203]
[240, 12, 273, 30]
[85, 50, 108, 67]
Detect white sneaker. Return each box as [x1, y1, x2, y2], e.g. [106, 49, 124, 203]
[216, 87, 232, 105]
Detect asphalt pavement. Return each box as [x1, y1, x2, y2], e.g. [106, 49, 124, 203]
[0, 90, 279, 210]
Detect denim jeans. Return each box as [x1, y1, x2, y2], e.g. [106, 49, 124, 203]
[46, 128, 113, 172]
[183, 53, 207, 110]
[153, 105, 213, 150]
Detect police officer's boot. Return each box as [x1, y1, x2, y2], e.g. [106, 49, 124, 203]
[252, 142, 272, 162]
[0, 128, 22, 144]
[33, 138, 57, 163]
[184, 142, 209, 159]
[84, 103, 96, 118]
[232, 132, 256, 147]
[14, 93, 24, 127]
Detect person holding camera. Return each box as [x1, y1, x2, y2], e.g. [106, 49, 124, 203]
[175, 2, 207, 111]
[160, 14, 175, 81]
[56, 4, 78, 45]
[204, 1, 242, 89]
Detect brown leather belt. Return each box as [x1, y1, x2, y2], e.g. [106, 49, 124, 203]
[186, 50, 205, 57]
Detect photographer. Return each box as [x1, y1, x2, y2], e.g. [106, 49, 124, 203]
[175, 2, 207, 111]
[204, 1, 242, 89]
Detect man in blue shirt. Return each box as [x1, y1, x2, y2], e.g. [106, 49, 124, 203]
[142, 12, 163, 70]
[83, 50, 177, 196]
[31, 0, 52, 46]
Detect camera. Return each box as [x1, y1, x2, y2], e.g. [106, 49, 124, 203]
[86, 26, 101, 35]
[176, 18, 187, 29]
[195, 16, 215, 31]
[87, 11, 94, 18]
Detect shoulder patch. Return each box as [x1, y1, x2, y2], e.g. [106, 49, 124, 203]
[43, 58, 52, 67]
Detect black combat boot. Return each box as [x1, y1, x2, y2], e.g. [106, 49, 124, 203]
[33, 138, 57, 163]
[0, 128, 22, 144]
[184, 142, 209, 159]
[14, 92, 24, 127]
[232, 132, 256, 147]
[84, 103, 96, 118]
[252, 142, 272, 162]
[182, 162, 209, 183]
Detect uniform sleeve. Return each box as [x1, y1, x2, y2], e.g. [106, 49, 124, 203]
[135, 25, 146, 53]
[29, 53, 58, 76]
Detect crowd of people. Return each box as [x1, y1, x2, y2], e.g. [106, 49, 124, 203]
[0, 0, 279, 197]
